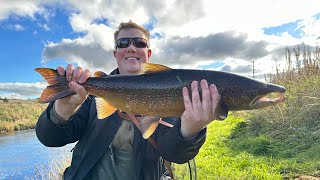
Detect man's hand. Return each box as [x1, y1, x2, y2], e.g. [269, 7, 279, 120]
[54, 64, 91, 120]
[180, 80, 220, 138]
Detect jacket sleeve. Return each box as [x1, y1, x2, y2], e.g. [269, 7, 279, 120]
[35, 97, 93, 147]
[155, 117, 206, 164]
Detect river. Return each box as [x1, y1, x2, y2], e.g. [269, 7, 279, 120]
[0, 129, 75, 180]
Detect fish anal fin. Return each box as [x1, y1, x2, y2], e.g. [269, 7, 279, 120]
[95, 97, 117, 119]
[139, 63, 171, 74]
[94, 71, 107, 77]
[137, 116, 160, 139]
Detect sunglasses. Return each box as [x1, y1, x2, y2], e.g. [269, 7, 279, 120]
[115, 37, 149, 49]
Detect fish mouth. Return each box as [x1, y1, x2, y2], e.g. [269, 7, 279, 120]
[250, 92, 285, 108]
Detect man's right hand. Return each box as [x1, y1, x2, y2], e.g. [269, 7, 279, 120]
[54, 64, 91, 120]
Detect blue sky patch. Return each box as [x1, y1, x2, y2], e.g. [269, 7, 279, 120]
[263, 19, 304, 38]
[198, 61, 224, 70]
[151, 32, 163, 39]
[0, 6, 83, 83]
[145, 17, 163, 39]
[144, 16, 157, 31]
[92, 17, 110, 26]
[313, 13, 320, 20]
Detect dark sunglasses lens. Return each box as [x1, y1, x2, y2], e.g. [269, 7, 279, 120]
[116, 38, 130, 48]
[116, 38, 148, 48]
[133, 38, 148, 48]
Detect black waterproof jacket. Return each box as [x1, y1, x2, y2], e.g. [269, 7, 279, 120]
[35, 69, 206, 180]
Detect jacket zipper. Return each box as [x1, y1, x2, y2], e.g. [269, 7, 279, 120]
[108, 144, 116, 167]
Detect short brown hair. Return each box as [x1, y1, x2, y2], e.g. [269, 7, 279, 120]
[114, 20, 150, 46]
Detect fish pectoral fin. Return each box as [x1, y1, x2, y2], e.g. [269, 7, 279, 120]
[94, 71, 107, 77]
[95, 97, 117, 119]
[136, 116, 161, 139]
[215, 97, 229, 120]
[139, 63, 172, 74]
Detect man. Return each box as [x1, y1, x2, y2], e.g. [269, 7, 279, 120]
[36, 20, 220, 180]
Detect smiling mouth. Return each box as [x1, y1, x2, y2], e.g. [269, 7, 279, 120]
[125, 57, 140, 61]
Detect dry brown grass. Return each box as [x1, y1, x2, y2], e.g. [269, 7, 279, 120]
[0, 100, 47, 132]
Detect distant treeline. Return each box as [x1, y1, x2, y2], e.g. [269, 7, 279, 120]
[0, 98, 9, 103]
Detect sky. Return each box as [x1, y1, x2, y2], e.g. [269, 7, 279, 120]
[0, 0, 319, 100]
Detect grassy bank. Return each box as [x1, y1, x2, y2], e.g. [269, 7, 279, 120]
[0, 100, 47, 132]
[202, 44, 320, 179]
[195, 114, 284, 179]
[193, 44, 320, 179]
[194, 113, 320, 179]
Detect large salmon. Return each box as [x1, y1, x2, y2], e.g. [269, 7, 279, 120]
[35, 63, 285, 138]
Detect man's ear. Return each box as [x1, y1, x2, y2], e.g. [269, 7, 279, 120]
[147, 49, 152, 60]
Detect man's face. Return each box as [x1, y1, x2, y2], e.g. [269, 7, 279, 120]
[113, 28, 152, 74]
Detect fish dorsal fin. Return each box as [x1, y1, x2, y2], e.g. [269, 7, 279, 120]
[95, 97, 117, 119]
[136, 116, 161, 139]
[94, 71, 107, 77]
[139, 63, 171, 74]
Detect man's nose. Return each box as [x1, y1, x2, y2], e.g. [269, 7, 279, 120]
[127, 41, 137, 52]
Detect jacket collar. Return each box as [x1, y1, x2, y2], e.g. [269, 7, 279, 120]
[110, 68, 120, 75]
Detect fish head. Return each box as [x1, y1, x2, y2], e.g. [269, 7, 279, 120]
[249, 83, 286, 109]
[223, 82, 286, 110]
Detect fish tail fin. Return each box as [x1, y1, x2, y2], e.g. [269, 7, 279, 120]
[35, 68, 75, 103]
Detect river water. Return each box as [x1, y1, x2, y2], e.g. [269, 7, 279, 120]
[0, 129, 75, 180]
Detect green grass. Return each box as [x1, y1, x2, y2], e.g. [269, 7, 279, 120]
[195, 114, 283, 180]
[193, 113, 320, 179]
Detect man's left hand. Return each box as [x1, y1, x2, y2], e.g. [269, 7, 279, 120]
[180, 79, 220, 138]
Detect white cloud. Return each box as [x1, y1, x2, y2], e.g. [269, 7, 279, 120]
[0, 0, 44, 20]
[0, 82, 46, 97]
[0, 93, 26, 100]
[150, 31, 269, 67]
[38, 0, 320, 81]
[148, 0, 320, 37]
[37, 23, 50, 31]
[299, 15, 320, 39]
[40, 0, 320, 65]
[13, 24, 24, 31]
[42, 38, 117, 73]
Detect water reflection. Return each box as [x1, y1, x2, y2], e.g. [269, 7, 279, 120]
[0, 129, 74, 179]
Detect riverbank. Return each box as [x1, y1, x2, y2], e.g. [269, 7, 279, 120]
[0, 100, 47, 132]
